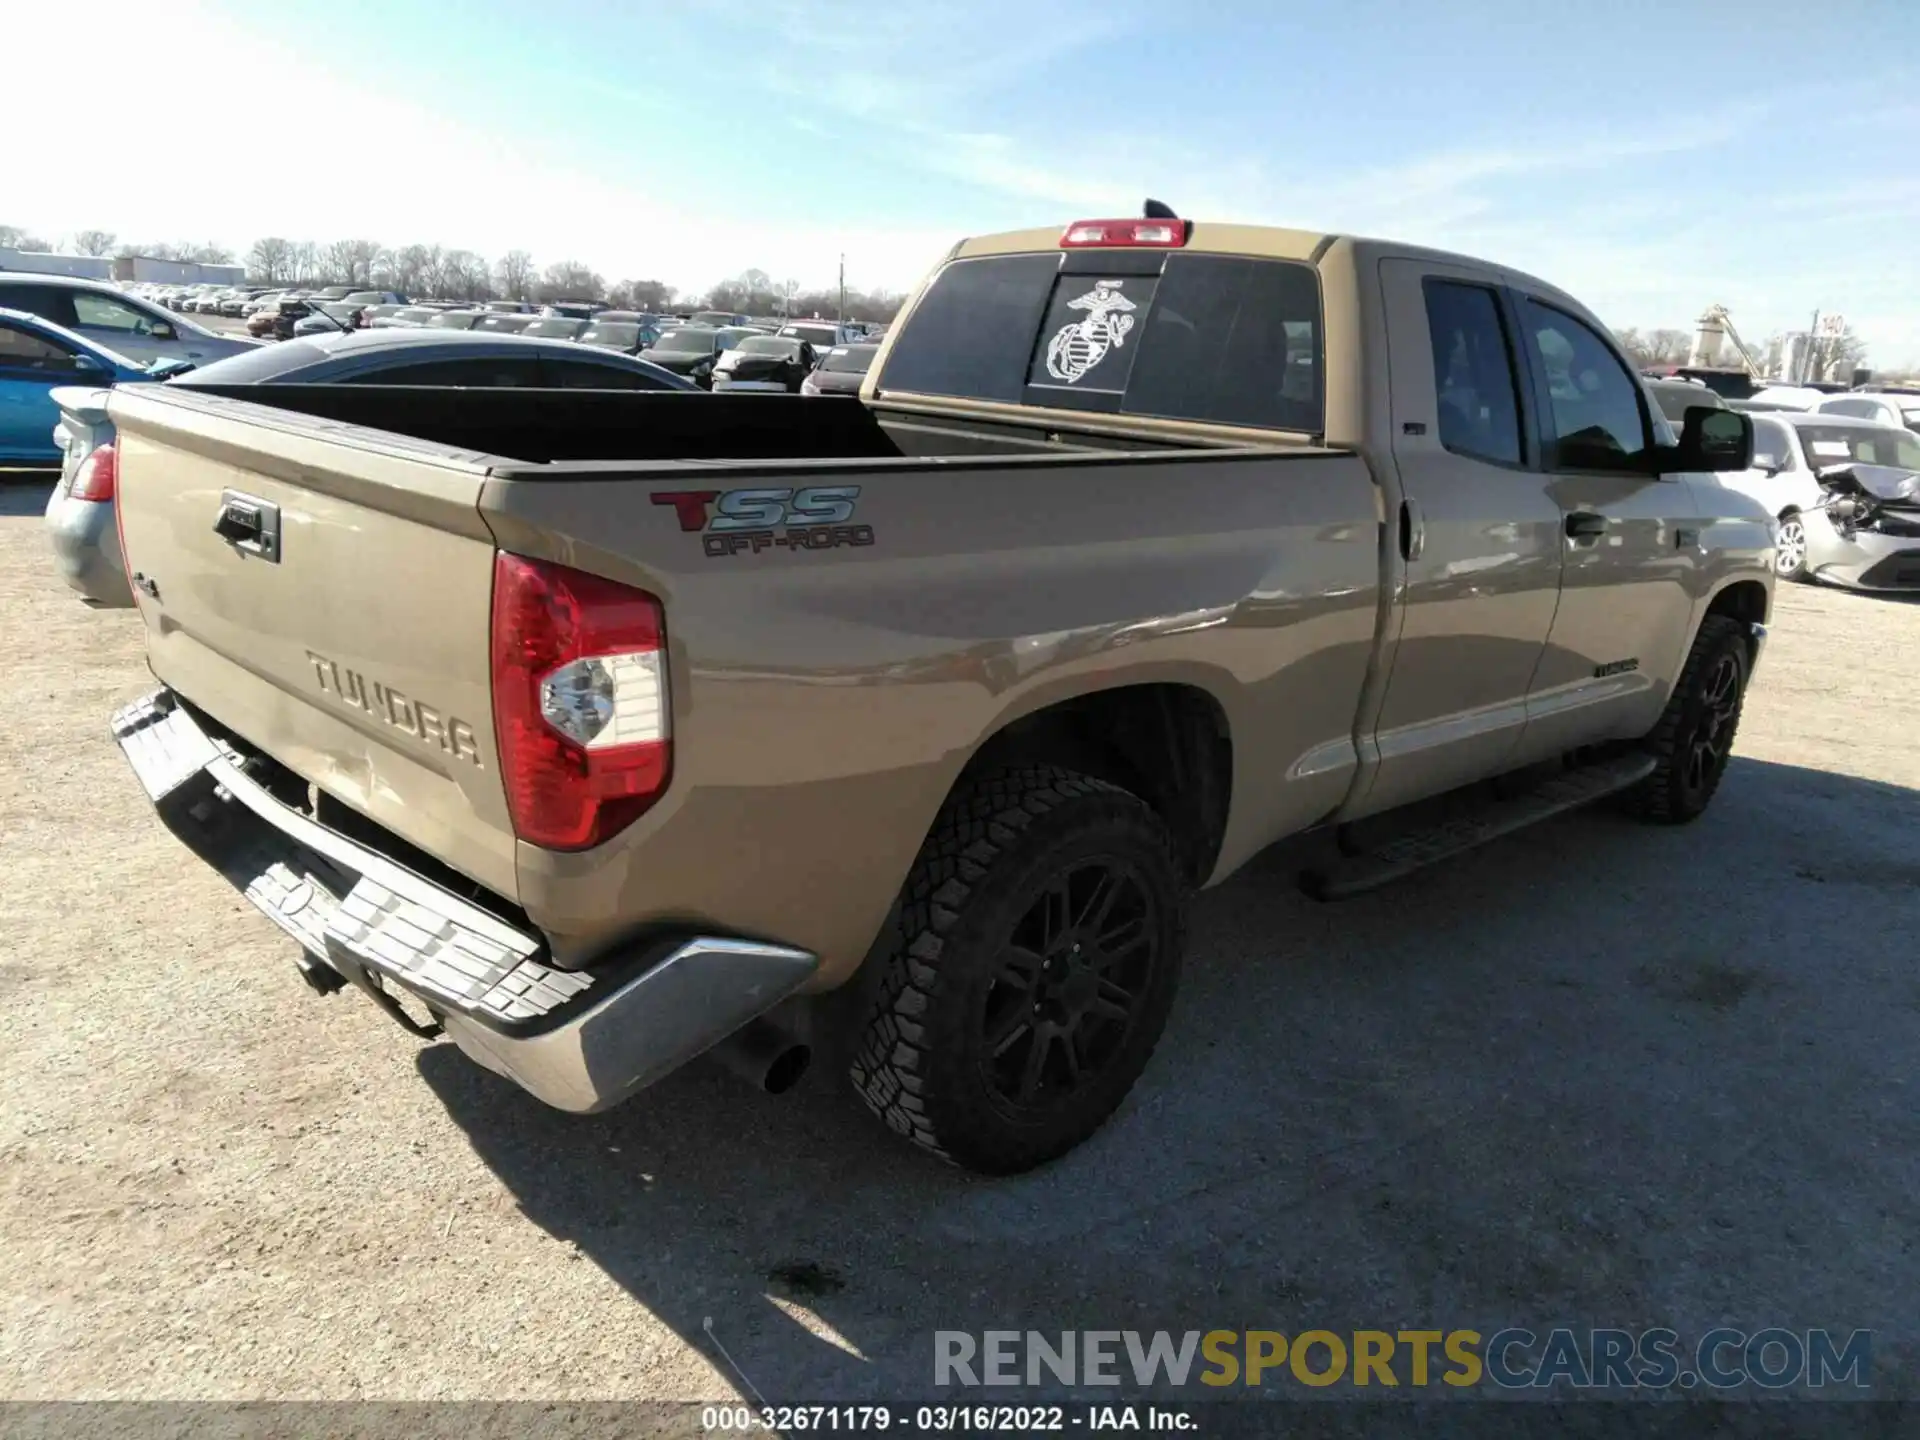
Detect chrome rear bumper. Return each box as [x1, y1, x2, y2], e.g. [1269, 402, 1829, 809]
[112, 690, 818, 1113]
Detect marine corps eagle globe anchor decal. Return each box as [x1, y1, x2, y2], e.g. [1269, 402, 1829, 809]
[1044, 280, 1138, 384]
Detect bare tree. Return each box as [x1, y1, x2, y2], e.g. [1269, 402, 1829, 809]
[185, 242, 235, 265]
[72, 229, 118, 256]
[441, 250, 490, 300]
[494, 249, 536, 302]
[1613, 326, 1695, 369]
[1647, 329, 1691, 366]
[247, 236, 294, 284]
[538, 260, 604, 303]
[290, 241, 320, 284]
[320, 238, 380, 287]
[384, 244, 428, 296]
[0, 224, 53, 251]
[609, 278, 675, 312]
[1811, 323, 1868, 381]
[406, 245, 443, 298]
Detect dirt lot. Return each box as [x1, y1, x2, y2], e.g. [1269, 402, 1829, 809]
[2, 482, 1916, 1403]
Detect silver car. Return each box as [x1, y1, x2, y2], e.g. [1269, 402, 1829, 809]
[0, 274, 259, 368]
[44, 330, 694, 607]
[1712, 411, 1920, 591]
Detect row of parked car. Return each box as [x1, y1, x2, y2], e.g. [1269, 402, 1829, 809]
[1, 269, 893, 609]
[138, 279, 893, 397]
[1641, 373, 1920, 592]
[282, 299, 883, 394]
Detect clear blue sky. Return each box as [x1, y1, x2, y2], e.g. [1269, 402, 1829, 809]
[12, 0, 1919, 362]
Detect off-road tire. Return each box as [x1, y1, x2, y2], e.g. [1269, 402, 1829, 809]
[850, 766, 1187, 1174]
[1621, 614, 1751, 825]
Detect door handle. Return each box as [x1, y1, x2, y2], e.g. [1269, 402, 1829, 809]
[1565, 511, 1608, 539]
[214, 500, 263, 545]
[212, 488, 281, 562]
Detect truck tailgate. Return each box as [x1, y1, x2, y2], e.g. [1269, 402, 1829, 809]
[109, 384, 520, 901]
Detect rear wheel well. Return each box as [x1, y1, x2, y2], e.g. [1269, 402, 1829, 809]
[960, 684, 1232, 886]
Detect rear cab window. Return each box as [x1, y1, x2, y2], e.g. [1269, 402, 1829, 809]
[877, 250, 1324, 433]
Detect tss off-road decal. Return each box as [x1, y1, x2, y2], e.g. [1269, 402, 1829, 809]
[652, 486, 875, 557]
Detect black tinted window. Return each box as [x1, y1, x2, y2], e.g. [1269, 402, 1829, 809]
[540, 359, 673, 390]
[1522, 300, 1649, 472]
[881, 251, 1322, 431]
[346, 357, 544, 386]
[0, 284, 75, 326]
[1422, 280, 1522, 465]
[880, 253, 1061, 403]
[1122, 255, 1322, 431]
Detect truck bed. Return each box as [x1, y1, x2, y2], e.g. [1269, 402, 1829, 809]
[168, 383, 1216, 463]
[108, 381, 1382, 974]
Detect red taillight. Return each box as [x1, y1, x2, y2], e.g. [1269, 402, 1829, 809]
[490, 552, 671, 852]
[70, 442, 117, 502]
[1060, 218, 1189, 249]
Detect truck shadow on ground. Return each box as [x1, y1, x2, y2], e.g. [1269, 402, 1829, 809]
[417, 756, 1920, 1403]
[0, 479, 56, 517]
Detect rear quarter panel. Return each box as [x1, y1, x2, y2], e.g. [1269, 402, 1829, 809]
[481, 450, 1384, 981]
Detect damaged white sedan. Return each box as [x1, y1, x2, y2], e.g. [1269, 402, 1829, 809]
[1719, 413, 1920, 592]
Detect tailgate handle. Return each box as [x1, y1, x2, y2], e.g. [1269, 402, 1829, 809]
[213, 490, 281, 563]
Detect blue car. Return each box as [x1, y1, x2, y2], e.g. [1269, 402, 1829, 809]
[0, 307, 171, 467]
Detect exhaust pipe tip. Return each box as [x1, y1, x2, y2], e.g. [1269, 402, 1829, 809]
[709, 1017, 812, 1095]
[763, 1042, 812, 1096]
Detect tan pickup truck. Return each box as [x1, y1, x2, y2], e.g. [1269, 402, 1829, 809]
[106, 210, 1774, 1173]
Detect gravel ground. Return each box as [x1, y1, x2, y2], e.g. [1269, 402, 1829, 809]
[2, 481, 1916, 1404]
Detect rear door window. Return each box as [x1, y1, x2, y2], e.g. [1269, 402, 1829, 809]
[0, 284, 76, 327]
[878, 249, 1323, 431]
[1421, 280, 1523, 465]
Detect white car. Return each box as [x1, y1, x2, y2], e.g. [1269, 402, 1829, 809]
[1814, 391, 1920, 434]
[1718, 411, 1920, 590]
[0, 274, 260, 368]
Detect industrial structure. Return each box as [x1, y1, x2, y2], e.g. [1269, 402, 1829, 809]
[1688, 304, 1857, 386]
[0, 246, 243, 287]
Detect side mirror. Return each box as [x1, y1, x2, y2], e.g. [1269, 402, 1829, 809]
[150, 320, 177, 341]
[1672, 406, 1753, 472]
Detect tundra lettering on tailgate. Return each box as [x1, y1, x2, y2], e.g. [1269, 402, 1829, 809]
[652, 486, 875, 558]
[306, 650, 484, 766]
